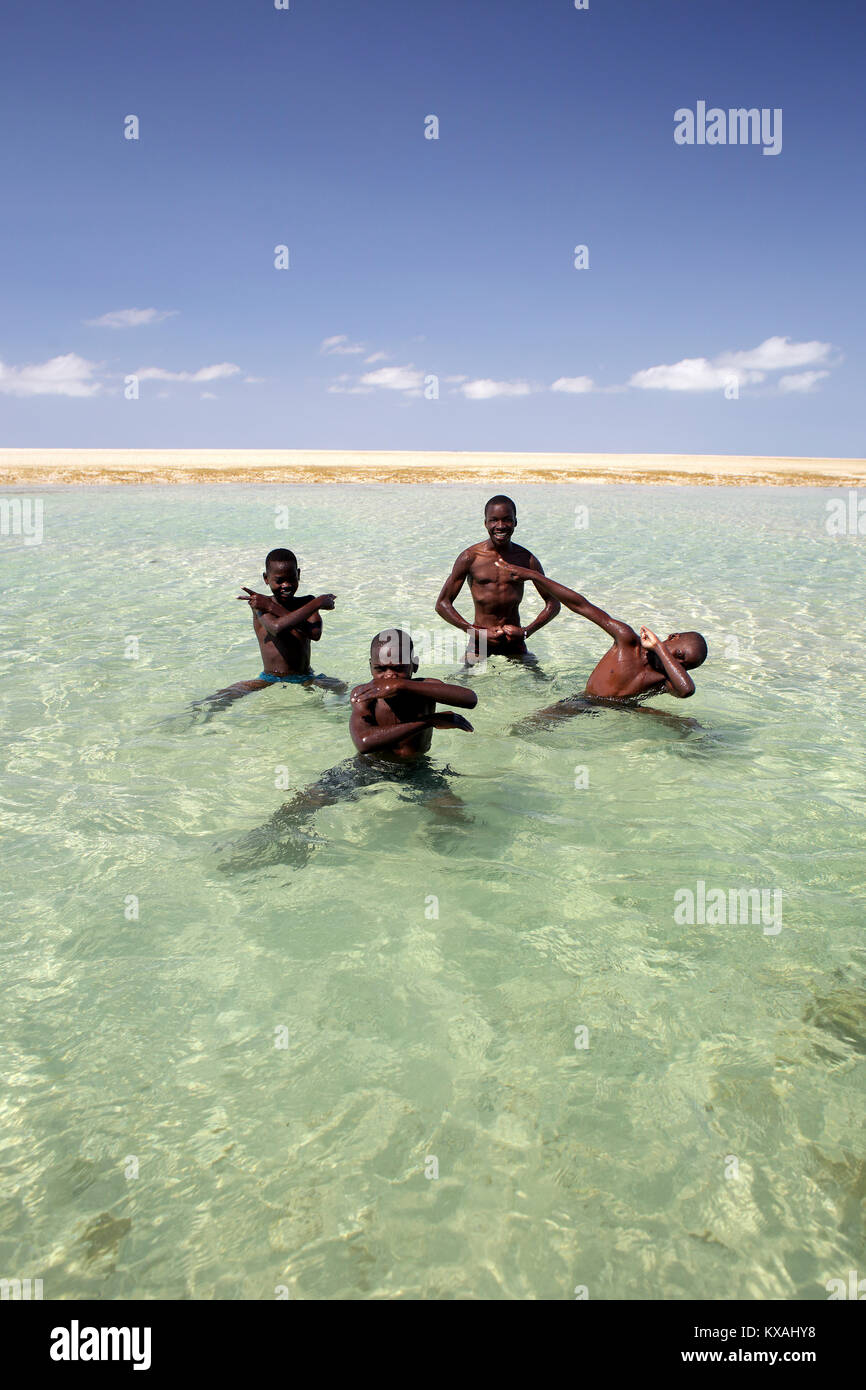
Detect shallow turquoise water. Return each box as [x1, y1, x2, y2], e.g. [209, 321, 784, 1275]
[1, 483, 864, 1300]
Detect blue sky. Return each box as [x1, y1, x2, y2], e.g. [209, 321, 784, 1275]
[0, 0, 861, 455]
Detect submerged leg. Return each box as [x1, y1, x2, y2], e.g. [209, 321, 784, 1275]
[307, 674, 349, 695]
[625, 703, 705, 734]
[410, 765, 473, 826]
[510, 696, 599, 734]
[218, 759, 375, 873]
[512, 650, 551, 682]
[193, 679, 271, 712]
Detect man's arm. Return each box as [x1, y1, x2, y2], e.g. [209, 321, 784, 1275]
[435, 551, 476, 632]
[495, 560, 636, 644]
[640, 628, 695, 698]
[523, 555, 561, 636]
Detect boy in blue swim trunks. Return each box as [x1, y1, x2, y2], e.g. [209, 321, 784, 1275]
[205, 548, 346, 705]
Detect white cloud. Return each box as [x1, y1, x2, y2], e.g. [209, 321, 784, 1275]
[630, 358, 764, 392]
[320, 334, 366, 355]
[443, 374, 468, 384]
[0, 352, 103, 398]
[717, 336, 832, 371]
[200, 392, 218, 400]
[458, 378, 534, 400]
[360, 365, 425, 392]
[135, 362, 242, 383]
[363, 351, 389, 364]
[243, 376, 265, 384]
[85, 307, 177, 328]
[630, 336, 835, 393]
[778, 370, 830, 394]
[551, 375, 595, 394]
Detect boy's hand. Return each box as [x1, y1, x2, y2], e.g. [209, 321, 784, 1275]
[315, 594, 337, 610]
[350, 681, 379, 706]
[639, 626, 660, 650]
[237, 587, 280, 615]
[496, 623, 525, 641]
[431, 712, 474, 732]
[351, 674, 409, 705]
[494, 557, 530, 581]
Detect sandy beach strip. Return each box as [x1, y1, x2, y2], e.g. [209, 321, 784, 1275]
[1, 449, 864, 487]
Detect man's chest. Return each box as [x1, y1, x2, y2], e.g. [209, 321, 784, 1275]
[470, 557, 522, 591]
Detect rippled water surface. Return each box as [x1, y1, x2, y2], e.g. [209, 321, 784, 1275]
[1, 483, 864, 1300]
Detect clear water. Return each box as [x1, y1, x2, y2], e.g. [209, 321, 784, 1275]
[1, 483, 864, 1301]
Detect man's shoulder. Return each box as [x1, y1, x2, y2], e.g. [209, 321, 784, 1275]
[509, 543, 538, 565]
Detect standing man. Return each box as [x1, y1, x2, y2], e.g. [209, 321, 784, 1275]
[435, 495, 560, 664]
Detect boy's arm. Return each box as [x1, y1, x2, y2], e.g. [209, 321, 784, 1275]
[640, 628, 695, 698]
[401, 678, 478, 709]
[495, 561, 636, 644]
[349, 706, 434, 753]
[350, 676, 477, 711]
[523, 555, 561, 635]
[349, 701, 472, 753]
[238, 589, 335, 638]
[296, 597, 324, 642]
[435, 551, 475, 632]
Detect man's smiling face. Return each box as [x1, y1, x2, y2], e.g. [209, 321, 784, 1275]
[485, 502, 517, 549]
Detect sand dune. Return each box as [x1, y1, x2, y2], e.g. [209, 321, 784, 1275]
[1, 448, 863, 487]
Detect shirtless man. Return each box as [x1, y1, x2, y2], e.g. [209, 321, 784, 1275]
[495, 559, 707, 726]
[435, 496, 560, 665]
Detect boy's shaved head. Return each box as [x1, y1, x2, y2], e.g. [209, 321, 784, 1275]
[484, 494, 516, 517]
[371, 628, 414, 666]
[265, 547, 297, 571]
[677, 632, 708, 668]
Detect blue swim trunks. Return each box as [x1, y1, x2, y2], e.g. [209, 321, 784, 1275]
[258, 671, 321, 685]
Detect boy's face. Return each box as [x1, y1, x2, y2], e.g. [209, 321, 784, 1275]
[484, 503, 516, 548]
[370, 633, 415, 680]
[370, 656, 414, 680]
[666, 633, 702, 668]
[264, 559, 300, 603]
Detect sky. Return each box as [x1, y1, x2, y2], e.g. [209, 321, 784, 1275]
[0, 0, 862, 456]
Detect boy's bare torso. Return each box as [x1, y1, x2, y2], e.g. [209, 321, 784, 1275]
[254, 595, 318, 675]
[357, 688, 437, 759]
[585, 635, 670, 700]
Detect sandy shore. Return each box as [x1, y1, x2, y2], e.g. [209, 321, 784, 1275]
[1, 448, 863, 487]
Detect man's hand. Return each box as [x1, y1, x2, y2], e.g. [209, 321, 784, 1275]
[237, 587, 281, 615]
[315, 594, 336, 611]
[639, 626, 660, 650]
[474, 620, 524, 642]
[431, 712, 474, 732]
